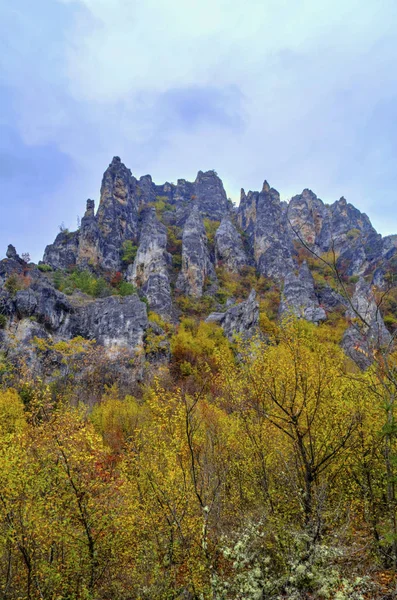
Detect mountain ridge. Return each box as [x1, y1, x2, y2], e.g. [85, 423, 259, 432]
[1, 155, 396, 384]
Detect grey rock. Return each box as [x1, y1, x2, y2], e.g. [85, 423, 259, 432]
[316, 286, 346, 312]
[0, 269, 149, 357]
[287, 189, 328, 248]
[138, 174, 157, 208]
[43, 230, 79, 270]
[15, 289, 38, 318]
[72, 294, 148, 350]
[127, 208, 173, 317]
[279, 261, 326, 323]
[342, 277, 390, 368]
[215, 218, 249, 272]
[96, 156, 140, 270]
[77, 200, 103, 269]
[29, 280, 73, 330]
[238, 181, 296, 280]
[6, 245, 25, 263]
[206, 289, 259, 341]
[194, 170, 229, 221]
[176, 206, 217, 297]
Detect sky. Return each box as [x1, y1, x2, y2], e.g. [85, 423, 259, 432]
[1, 0, 397, 262]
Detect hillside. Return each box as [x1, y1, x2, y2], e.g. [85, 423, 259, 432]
[1, 158, 397, 598]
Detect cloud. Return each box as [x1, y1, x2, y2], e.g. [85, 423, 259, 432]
[1, 0, 397, 261]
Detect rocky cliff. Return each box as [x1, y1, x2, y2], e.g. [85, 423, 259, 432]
[2, 156, 397, 377]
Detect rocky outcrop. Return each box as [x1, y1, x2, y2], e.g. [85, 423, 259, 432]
[43, 229, 79, 270]
[43, 157, 141, 272]
[287, 189, 329, 248]
[194, 170, 229, 221]
[316, 285, 346, 312]
[238, 181, 296, 280]
[215, 218, 249, 272]
[342, 277, 390, 368]
[6, 245, 25, 264]
[279, 261, 326, 323]
[171, 170, 230, 226]
[127, 208, 172, 317]
[0, 249, 149, 355]
[176, 207, 217, 297]
[0, 247, 32, 285]
[96, 156, 140, 270]
[76, 199, 102, 269]
[72, 294, 148, 349]
[206, 289, 259, 341]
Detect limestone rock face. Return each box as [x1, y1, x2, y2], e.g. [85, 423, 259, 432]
[176, 207, 217, 297]
[43, 157, 141, 272]
[206, 290, 259, 341]
[127, 208, 172, 317]
[96, 156, 140, 270]
[170, 170, 229, 226]
[0, 272, 73, 332]
[279, 261, 326, 323]
[137, 175, 157, 207]
[43, 230, 79, 270]
[342, 277, 390, 368]
[0, 248, 32, 285]
[238, 181, 296, 280]
[286, 191, 387, 276]
[287, 189, 329, 248]
[316, 285, 346, 312]
[329, 197, 375, 250]
[194, 170, 228, 221]
[72, 294, 148, 349]
[215, 218, 249, 272]
[77, 200, 103, 269]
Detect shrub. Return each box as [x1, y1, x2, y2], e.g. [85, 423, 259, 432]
[122, 241, 138, 265]
[0, 314, 7, 329]
[347, 228, 361, 241]
[171, 320, 231, 374]
[118, 281, 136, 297]
[38, 263, 52, 272]
[4, 273, 31, 296]
[203, 218, 220, 250]
[384, 314, 397, 332]
[53, 269, 112, 298]
[154, 196, 175, 219]
[175, 294, 216, 317]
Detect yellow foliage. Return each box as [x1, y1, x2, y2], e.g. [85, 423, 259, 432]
[0, 388, 25, 435]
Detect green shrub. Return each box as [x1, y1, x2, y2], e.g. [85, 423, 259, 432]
[38, 263, 53, 272]
[154, 196, 175, 219]
[122, 241, 138, 265]
[0, 314, 7, 329]
[53, 269, 112, 298]
[384, 314, 397, 331]
[347, 228, 361, 241]
[118, 281, 137, 297]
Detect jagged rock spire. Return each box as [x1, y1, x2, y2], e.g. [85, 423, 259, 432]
[176, 206, 217, 298]
[127, 208, 173, 317]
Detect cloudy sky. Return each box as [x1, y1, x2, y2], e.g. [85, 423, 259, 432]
[1, 0, 397, 261]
